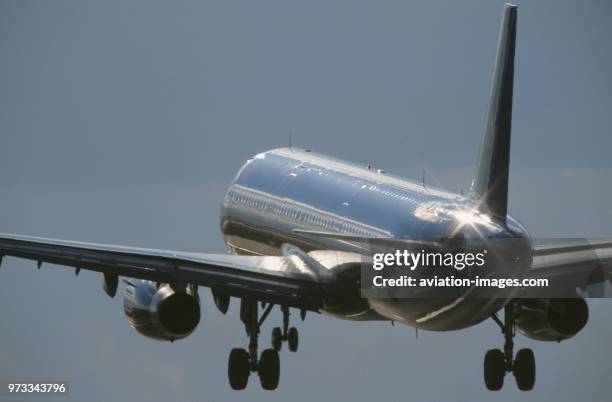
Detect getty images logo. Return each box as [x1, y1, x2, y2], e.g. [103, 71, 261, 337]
[371, 249, 488, 271]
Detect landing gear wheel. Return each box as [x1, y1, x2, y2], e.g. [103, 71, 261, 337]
[258, 349, 280, 390]
[271, 327, 282, 351]
[287, 327, 299, 352]
[484, 349, 505, 391]
[514, 348, 535, 391]
[228, 348, 250, 390]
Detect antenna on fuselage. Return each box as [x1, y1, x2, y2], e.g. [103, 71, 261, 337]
[288, 133, 293, 150]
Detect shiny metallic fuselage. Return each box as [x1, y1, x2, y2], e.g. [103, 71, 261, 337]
[220, 148, 532, 331]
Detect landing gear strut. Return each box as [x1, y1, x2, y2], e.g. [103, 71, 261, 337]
[485, 302, 535, 391]
[271, 306, 299, 352]
[228, 299, 280, 390]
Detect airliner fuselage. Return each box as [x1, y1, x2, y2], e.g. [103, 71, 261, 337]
[220, 148, 532, 331]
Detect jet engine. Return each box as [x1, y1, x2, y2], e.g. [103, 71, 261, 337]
[123, 280, 201, 341]
[515, 298, 588, 342]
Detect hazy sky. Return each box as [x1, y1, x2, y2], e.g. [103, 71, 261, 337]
[1, 1, 611, 401]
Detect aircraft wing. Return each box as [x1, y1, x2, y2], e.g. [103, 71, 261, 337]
[0, 233, 325, 311]
[522, 239, 612, 297]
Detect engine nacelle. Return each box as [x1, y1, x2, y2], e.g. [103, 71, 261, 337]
[515, 298, 588, 342]
[123, 280, 201, 341]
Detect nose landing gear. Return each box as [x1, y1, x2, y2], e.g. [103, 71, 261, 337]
[485, 303, 536, 391]
[271, 306, 299, 352]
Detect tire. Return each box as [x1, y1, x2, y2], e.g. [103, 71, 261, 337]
[258, 349, 280, 390]
[228, 348, 250, 390]
[484, 349, 505, 391]
[514, 348, 535, 391]
[287, 327, 299, 352]
[271, 327, 282, 351]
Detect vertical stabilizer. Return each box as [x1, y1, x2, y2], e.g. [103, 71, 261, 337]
[471, 4, 517, 219]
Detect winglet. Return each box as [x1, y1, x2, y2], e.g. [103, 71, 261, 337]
[471, 4, 517, 220]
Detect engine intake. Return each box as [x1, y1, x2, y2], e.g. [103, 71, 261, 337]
[515, 298, 588, 342]
[123, 281, 200, 341]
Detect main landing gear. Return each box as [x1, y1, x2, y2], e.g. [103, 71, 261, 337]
[271, 306, 299, 352]
[485, 303, 535, 391]
[228, 299, 279, 390]
[228, 300, 300, 390]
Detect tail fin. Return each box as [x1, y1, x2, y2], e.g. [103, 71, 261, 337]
[471, 4, 517, 220]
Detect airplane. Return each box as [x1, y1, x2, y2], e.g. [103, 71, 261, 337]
[1, 3, 611, 392]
